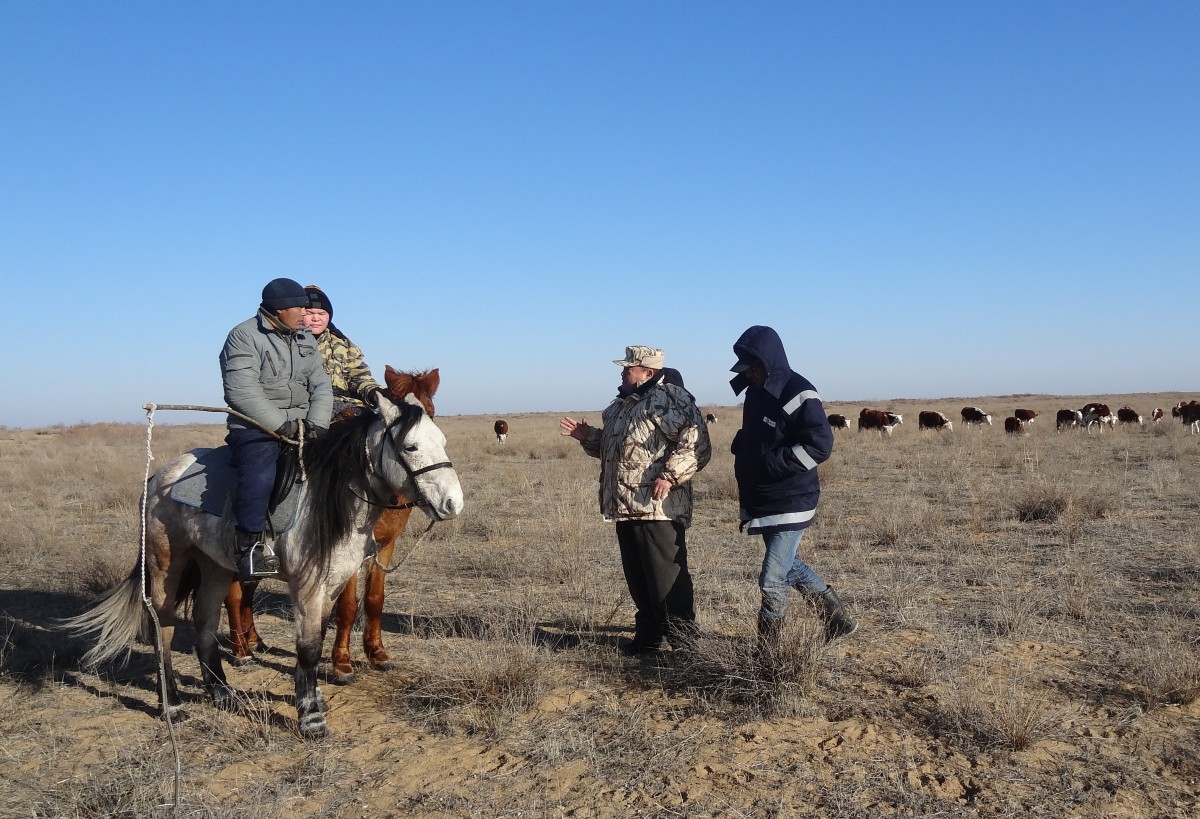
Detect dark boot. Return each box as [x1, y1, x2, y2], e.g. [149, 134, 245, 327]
[234, 529, 279, 581]
[817, 586, 857, 641]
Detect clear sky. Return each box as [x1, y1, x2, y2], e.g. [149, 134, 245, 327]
[2, 2, 1196, 427]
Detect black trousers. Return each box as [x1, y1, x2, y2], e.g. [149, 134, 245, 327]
[615, 520, 696, 645]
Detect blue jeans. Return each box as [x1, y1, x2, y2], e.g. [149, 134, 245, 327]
[758, 528, 827, 622]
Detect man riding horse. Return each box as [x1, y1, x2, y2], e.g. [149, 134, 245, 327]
[220, 277, 332, 581]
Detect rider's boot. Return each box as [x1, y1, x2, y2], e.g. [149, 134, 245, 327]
[234, 528, 279, 581]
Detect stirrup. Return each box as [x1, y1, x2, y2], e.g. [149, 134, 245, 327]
[238, 540, 280, 579]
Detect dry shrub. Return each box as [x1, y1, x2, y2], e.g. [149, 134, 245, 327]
[390, 640, 553, 737]
[649, 620, 824, 719]
[1121, 639, 1200, 710]
[933, 673, 1055, 751]
[861, 495, 944, 547]
[1012, 483, 1071, 523]
[892, 643, 946, 688]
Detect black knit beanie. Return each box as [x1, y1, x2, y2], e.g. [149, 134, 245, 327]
[305, 285, 333, 318]
[260, 278, 309, 311]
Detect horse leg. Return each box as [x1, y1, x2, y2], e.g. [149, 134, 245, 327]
[194, 569, 237, 710]
[362, 508, 411, 671]
[224, 579, 262, 664]
[330, 574, 359, 684]
[293, 591, 330, 739]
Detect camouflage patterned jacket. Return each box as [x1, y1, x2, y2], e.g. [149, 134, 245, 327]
[579, 373, 711, 526]
[314, 329, 383, 408]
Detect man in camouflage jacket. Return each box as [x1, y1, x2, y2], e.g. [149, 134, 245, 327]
[560, 346, 711, 655]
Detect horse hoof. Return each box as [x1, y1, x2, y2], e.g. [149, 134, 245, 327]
[299, 714, 328, 739]
[160, 702, 186, 719]
[332, 671, 357, 686]
[211, 686, 238, 711]
[370, 660, 397, 672]
[228, 653, 255, 667]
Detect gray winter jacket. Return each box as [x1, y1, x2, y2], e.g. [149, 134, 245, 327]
[220, 309, 333, 433]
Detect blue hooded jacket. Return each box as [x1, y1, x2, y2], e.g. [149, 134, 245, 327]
[729, 325, 833, 533]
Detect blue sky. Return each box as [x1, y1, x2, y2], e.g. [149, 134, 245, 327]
[2, 2, 1196, 427]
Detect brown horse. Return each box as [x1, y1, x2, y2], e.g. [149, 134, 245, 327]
[224, 366, 441, 684]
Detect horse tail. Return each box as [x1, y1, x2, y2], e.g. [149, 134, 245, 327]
[59, 561, 150, 668]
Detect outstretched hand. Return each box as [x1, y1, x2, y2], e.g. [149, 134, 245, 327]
[559, 417, 590, 441]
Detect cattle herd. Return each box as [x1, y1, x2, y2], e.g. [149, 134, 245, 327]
[836, 400, 1200, 437]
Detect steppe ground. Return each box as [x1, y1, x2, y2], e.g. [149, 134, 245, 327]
[2, 392, 1200, 818]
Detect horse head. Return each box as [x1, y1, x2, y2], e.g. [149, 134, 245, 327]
[384, 366, 439, 417]
[374, 391, 462, 522]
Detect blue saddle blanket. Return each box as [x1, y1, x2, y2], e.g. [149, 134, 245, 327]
[169, 446, 302, 535]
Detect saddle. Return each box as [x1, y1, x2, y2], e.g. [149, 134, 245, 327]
[169, 445, 304, 537]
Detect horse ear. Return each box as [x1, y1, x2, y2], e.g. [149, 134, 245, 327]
[376, 390, 401, 425]
[424, 368, 440, 397]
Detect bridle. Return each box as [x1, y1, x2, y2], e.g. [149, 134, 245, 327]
[358, 411, 454, 516]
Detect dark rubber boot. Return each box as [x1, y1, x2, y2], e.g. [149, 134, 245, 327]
[818, 586, 857, 641]
[235, 529, 279, 581]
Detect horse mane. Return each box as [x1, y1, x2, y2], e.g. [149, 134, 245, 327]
[298, 399, 424, 575]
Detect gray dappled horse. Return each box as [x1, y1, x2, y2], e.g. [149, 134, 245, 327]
[63, 393, 463, 738]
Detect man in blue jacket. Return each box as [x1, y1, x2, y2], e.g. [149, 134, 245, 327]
[729, 325, 856, 642]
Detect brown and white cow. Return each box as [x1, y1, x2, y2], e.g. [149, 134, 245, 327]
[1055, 408, 1083, 430]
[1081, 402, 1114, 432]
[1003, 416, 1025, 435]
[1014, 408, 1037, 424]
[827, 413, 850, 430]
[918, 410, 953, 431]
[960, 406, 992, 427]
[1151, 407, 1164, 423]
[705, 413, 718, 425]
[1116, 407, 1143, 426]
[494, 418, 509, 443]
[858, 408, 903, 436]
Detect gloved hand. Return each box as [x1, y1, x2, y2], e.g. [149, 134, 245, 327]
[365, 386, 385, 407]
[275, 420, 299, 440]
[305, 424, 327, 441]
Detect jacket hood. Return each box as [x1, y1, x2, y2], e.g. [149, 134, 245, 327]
[729, 325, 792, 398]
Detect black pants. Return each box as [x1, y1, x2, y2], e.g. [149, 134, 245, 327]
[615, 520, 695, 645]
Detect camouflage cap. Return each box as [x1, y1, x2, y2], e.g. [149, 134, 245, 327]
[613, 345, 665, 369]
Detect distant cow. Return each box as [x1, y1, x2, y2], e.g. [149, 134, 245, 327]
[1172, 401, 1188, 420]
[1081, 403, 1115, 432]
[961, 406, 992, 427]
[1014, 409, 1037, 424]
[494, 419, 508, 443]
[1179, 401, 1200, 434]
[827, 413, 850, 429]
[918, 410, 952, 431]
[705, 413, 718, 425]
[1151, 407, 1164, 423]
[1116, 407, 1143, 426]
[859, 408, 902, 436]
[1056, 408, 1083, 431]
[1003, 416, 1025, 435]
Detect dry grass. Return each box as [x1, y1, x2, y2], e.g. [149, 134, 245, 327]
[3, 392, 1200, 816]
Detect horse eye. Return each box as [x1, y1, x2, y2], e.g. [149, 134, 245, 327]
[403, 444, 418, 453]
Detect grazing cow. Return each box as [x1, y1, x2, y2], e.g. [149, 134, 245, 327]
[1081, 402, 1115, 432]
[918, 410, 953, 431]
[1180, 401, 1200, 434]
[494, 418, 509, 443]
[1116, 407, 1143, 426]
[1172, 401, 1188, 420]
[1151, 407, 1164, 423]
[858, 408, 902, 436]
[827, 413, 850, 430]
[1014, 408, 1037, 424]
[1055, 408, 1083, 431]
[960, 406, 992, 427]
[1003, 416, 1025, 435]
[705, 413, 718, 425]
